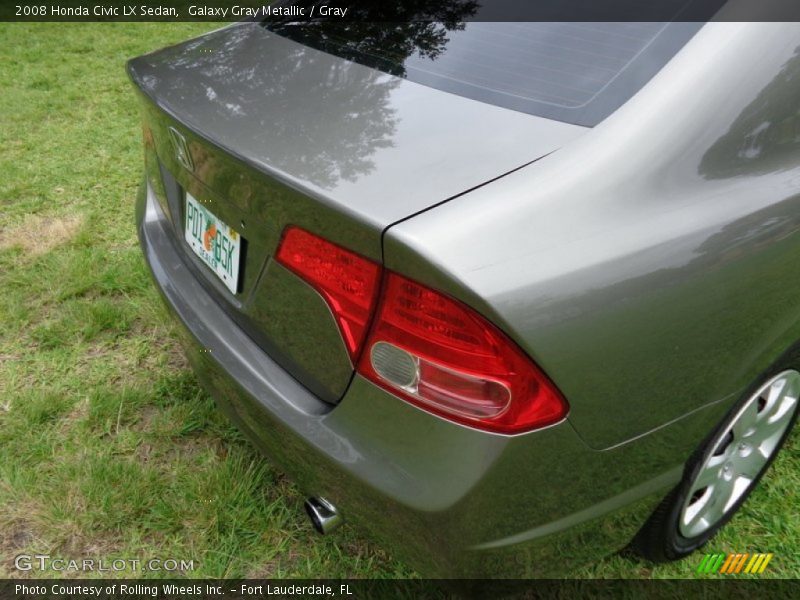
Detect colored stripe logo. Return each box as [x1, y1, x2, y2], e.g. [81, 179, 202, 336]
[697, 553, 773, 574]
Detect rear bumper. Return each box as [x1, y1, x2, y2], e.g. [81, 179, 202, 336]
[137, 180, 708, 577]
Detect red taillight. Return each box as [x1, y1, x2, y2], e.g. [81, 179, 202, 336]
[276, 227, 568, 434]
[358, 273, 567, 434]
[275, 226, 381, 360]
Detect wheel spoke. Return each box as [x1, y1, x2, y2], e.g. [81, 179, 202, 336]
[765, 377, 787, 407]
[768, 394, 797, 426]
[785, 375, 800, 404]
[734, 446, 767, 480]
[732, 400, 759, 440]
[761, 379, 798, 425]
[727, 476, 752, 511]
[752, 395, 797, 456]
[692, 461, 722, 492]
[707, 477, 734, 523]
[751, 415, 789, 451]
[683, 511, 710, 537]
[683, 489, 713, 535]
[700, 498, 724, 528]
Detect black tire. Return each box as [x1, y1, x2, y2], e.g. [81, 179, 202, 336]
[630, 362, 800, 562]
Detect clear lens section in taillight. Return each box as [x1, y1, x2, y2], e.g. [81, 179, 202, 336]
[369, 341, 511, 419]
[358, 273, 568, 434]
[275, 226, 381, 360]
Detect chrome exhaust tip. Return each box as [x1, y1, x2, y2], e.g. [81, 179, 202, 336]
[304, 497, 343, 535]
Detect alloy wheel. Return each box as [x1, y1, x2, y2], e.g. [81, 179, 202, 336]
[679, 370, 800, 538]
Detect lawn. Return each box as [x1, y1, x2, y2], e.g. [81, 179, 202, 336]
[0, 23, 798, 581]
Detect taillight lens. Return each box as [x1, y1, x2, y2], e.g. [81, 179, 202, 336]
[275, 226, 381, 360]
[276, 227, 568, 434]
[358, 273, 567, 434]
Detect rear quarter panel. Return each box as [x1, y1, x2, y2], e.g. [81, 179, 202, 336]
[384, 22, 800, 449]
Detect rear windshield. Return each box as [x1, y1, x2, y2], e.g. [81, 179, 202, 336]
[266, 18, 705, 127]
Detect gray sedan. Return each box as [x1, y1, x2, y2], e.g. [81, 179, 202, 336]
[129, 12, 800, 577]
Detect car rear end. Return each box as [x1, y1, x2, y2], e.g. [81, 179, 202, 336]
[129, 16, 752, 577]
[137, 179, 662, 577]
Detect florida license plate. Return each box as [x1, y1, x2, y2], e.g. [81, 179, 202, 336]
[184, 192, 241, 294]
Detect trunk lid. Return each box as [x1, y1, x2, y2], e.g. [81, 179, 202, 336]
[128, 23, 585, 404]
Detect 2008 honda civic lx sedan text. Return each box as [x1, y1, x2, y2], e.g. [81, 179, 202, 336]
[128, 7, 800, 578]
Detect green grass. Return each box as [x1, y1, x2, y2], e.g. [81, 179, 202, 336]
[0, 22, 410, 579]
[0, 23, 798, 581]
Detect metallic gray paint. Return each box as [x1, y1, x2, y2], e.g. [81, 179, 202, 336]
[127, 23, 586, 231]
[131, 17, 800, 577]
[384, 22, 800, 449]
[137, 182, 730, 576]
[127, 21, 584, 404]
[139, 124, 356, 402]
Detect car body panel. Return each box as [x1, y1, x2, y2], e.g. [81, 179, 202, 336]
[127, 22, 585, 403]
[137, 183, 731, 576]
[127, 23, 586, 230]
[384, 22, 800, 449]
[131, 16, 800, 577]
